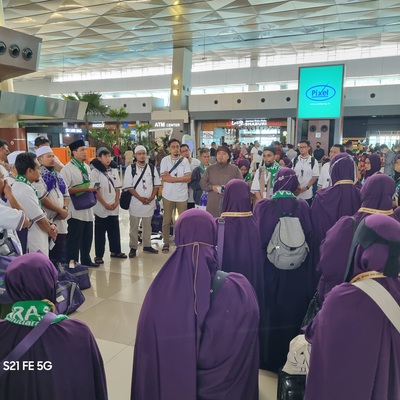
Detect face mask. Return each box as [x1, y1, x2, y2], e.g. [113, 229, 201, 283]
[316, 145, 320, 148]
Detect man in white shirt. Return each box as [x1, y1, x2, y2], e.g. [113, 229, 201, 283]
[160, 139, 192, 253]
[60, 139, 100, 267]
[5, 151, 24, 186]
[317, 144, 345, 190]
[250, 140, 263, 169]
[123, 145, 161, 258]
[292, 140, 320, 205]
[0, 140, 10, 179]
[34, 146, 69, 262]
[251, 146, 281, 201]
[12, 152, 58, 255]
[34, 136, 64, 172]
[91, 147, 126, 263]
[180, 144, 201, 209]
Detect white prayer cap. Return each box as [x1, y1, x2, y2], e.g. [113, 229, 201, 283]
[7, 151, 24, 166]
[135, 145, 147, 154]
[35, 146, 53, 157]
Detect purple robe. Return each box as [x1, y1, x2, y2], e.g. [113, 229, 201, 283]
[306, 215, 400, 400]
[0, 252, 107, 400]
[131, 209, 259, 400]
[311, 153, 360, 269]
[253, 168, 315, 372]
[220, 179, 267, 367]
[317, 173, 399, 303]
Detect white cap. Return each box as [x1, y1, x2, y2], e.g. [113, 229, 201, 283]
[35, 146, 53, 157]
[135, 145, 147, 154]
[7, 151, 24, 166]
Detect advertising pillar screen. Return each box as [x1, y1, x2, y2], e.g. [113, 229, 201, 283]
[297, 64, 345, 119]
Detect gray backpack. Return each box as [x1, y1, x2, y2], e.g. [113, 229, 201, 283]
[267, 200, 309, 270]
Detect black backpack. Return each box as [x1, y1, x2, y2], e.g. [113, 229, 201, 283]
[131, 162, 155, 185]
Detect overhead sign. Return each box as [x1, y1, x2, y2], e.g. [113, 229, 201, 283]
[297, 64, 345, 119]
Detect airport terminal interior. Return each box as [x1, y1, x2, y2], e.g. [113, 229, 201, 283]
[2, 1, 400, 400]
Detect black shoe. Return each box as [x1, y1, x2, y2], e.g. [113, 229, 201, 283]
[143, 246, 159, 254]
[129, 248, 137, 258]
[86, 261, 100, 268]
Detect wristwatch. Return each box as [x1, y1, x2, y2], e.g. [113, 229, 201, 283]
[63, 206, 69, 210]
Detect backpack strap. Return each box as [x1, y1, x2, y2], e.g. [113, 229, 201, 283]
[210, 270, 229, 302]
[271, 198, 299, 217]
[149, 164, 155, 184]
[293, 156, 298, 168]
[0, 312, 57, 377]
[311, 157, 315, 169]
[289, 198, 299, 217]
[352, 279, 400, 334]
[217, 218, 225, 268]
[343, 217, 360, 282]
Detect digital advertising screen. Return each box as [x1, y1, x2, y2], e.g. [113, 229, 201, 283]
[297, 64, 345, 119]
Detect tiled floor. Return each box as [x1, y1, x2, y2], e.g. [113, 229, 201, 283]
[71, 209, 278, 400]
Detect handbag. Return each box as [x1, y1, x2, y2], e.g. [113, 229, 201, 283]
[70, 191, 97, 210]
[0, 255, 17, 304]
[55, 280, 85, 315]
[0, 311, 56, 378]
[120, 163, 148, 210]
[54, 261, 91, 290]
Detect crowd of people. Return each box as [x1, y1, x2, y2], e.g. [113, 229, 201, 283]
[0, 135, 400, 399]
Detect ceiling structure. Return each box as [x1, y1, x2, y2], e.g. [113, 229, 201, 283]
[3, 0, 400, 81]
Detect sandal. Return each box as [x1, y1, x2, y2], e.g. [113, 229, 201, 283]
[162, 245, 169, 254]
[94, 257, 104, 264]
[110, 253, 128, 259]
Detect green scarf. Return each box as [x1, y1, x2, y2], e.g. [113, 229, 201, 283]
[5, 300, 67, 327]
[266, 161, 280, 184]
[271, 190, 297, 199]
[244, 171, 252, 183]
[71, 157, 90, 183]
[15, 174, 41, 206]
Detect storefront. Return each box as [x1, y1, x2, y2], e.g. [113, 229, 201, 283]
[199, 119, 287, 147]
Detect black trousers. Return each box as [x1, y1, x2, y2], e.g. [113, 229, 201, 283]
[66, 218, 94, 265]
[94, 215, 122, 257]
[49, 233, 67, 263]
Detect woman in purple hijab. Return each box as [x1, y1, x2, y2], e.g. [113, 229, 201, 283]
[306, 214, 400, 400]
[0, 252, 107, 400]
[220, 178, 267, 366]
[311, 153, 360, 271]
[317, 173, 399, 304]
[131, 209, 259, 400]
[363, 153, 382, 182]
[254, 167, 314, 372]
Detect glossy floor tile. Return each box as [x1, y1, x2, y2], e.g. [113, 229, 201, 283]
[70, 209, 278, 400]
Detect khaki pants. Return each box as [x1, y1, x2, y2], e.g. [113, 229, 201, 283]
[162, 199, 187, 246]
[129, 215, 152, 249]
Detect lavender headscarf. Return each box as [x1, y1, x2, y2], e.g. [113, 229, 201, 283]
[273, 167, 299, 193]
[131, 208, 259, 399]
[306, 214, 400, 400]
[237, 158, 250, 172]
[364, 153, 381, 179]
[5, 252, 58, 302]
[329, 152, 356, 184]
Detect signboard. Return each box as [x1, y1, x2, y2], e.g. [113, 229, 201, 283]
[297, 64, 345, 119]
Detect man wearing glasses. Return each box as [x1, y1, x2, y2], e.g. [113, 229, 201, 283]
[292, 140, 319, 206]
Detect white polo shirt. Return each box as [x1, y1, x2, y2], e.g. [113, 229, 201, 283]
[160, 156, 191, 202]
[318, 162, 331, 189]
[293, 155, 320, 200]
[60, 161, 94, 222]
[12, 181, 48, 255]
[91, 166, 122, 218]
[123, 163, 161, 218]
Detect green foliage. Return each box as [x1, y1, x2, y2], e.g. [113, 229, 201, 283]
[89, 128, 116, 150]
[107, 107, 129, 134]
[62, 91, 108, 130]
